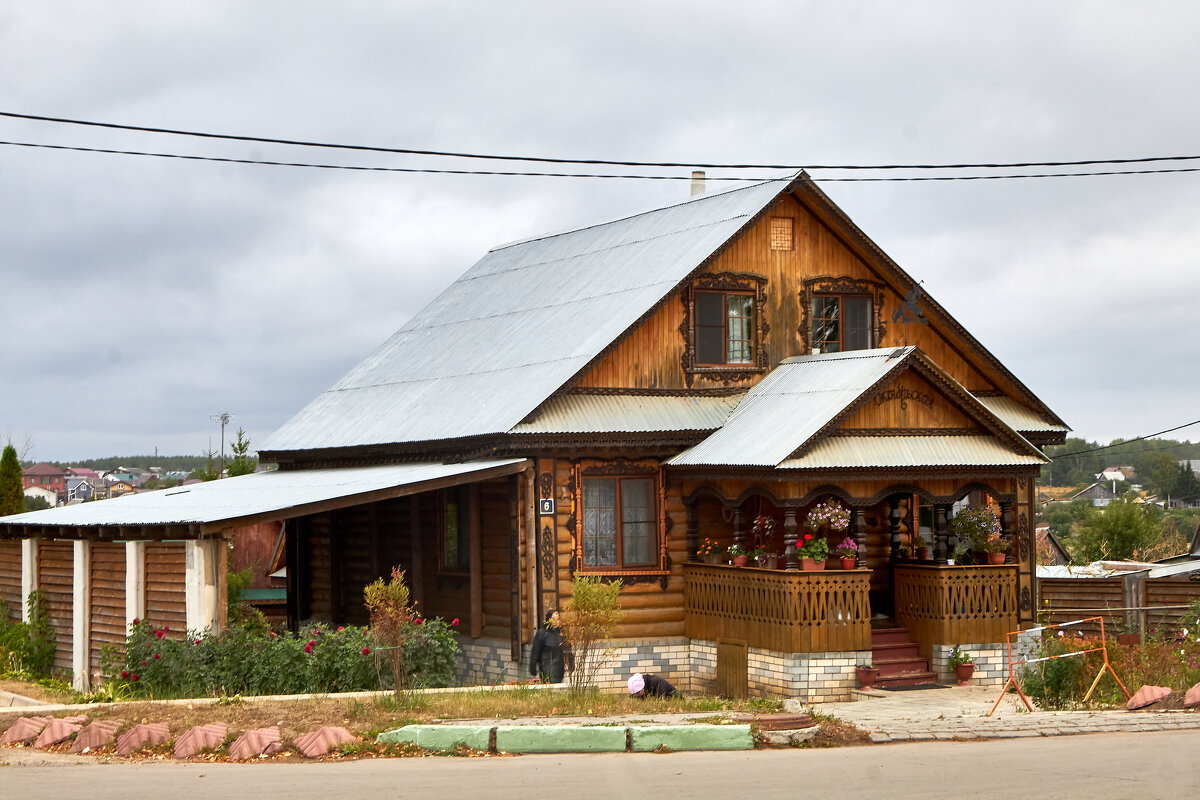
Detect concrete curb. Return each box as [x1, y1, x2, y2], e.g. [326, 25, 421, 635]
[376, 724, 755, 754]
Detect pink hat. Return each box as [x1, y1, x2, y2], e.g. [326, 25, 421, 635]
[628, 673, 645, 694]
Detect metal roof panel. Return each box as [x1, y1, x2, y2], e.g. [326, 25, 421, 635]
[777, 436, 1048, 469]
[510, 394, 742, 434]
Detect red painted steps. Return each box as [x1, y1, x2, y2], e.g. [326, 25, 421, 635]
[870, 626, 937, 688]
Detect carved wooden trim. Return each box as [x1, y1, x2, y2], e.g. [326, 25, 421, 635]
[680, 272, 770, 387]
[540, 524, 556, 582]
[572, 459, 669, 583]
[538, 472, 553, 500]
[837, 428, 980, 437]
[798, 275, 887, 354]
[568, 386, 747, 397]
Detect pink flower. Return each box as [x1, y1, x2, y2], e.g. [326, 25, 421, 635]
[451, 618, 460, 627]
[270, 632, 277, 638]
[141, 660, 147, 666]
[304, 643, 313, 654]
[120, 670, 129, 679]
[362, 647, 370, 656]
[337, 626, 345, 632]
[131, 674, 139, 682]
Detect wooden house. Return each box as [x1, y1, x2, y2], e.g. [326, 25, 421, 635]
[0, 174, 1067, 696]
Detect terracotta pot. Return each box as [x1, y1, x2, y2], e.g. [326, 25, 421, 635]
[856, 667, 880, 690]
[757, 554, 779, 570]
[732, 554, 749, 567]
[801, 557, 825, 571]
[954, 663, 975, 686]
[915, 547, 930, 561]
[987, 552, 1006, 565]
[840, 557, 856, 570]
[702, 553, 724, 565]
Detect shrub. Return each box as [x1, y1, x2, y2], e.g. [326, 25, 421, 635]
[364, 567, 415, 697]
[0, 591, 57, 678]
[558, 574, 622, 695]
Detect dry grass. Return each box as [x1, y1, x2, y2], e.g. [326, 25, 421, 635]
[0, 678, 73, 704]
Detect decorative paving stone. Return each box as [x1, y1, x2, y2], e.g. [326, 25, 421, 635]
[117, 723, 170, 756]
[1126, 685, 1171, 710]
[228, 726, 282, 761]
[1185, 682, 1200, 709]
[295, 726, 356, 758]
[1, 716, 50, 744]
[70, 720, 124, 753]
[33, 717, 83, 749]
[174, 723, 228, 759]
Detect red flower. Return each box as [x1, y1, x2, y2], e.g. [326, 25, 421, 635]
[362, 647, 370, 656]
[304, 643, 313, 654]
[451, 618, 460, 627]
[194, 638, 201, 645]
[141, 660, 147, 666]
[269, 632, 277, 638]
[131, 674, 139, 682]
[308, 640, 316, 646]
[132, 617, 139, 626]
[155, 631, 164, 639]
[153, 653, 160, 659]
[163, 626, 169, 632]
[804, 533, 812, 541]
[337, 626, 345, 632]
[414, 618, 424, 626]
[120, 670, 129, 679]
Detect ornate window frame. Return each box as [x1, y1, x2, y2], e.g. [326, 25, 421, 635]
[571, 459, 670, 582]
[679, 272, 769, 387]
[798, 276, 887, 355]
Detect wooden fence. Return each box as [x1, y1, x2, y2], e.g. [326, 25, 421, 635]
[894, 564, 1018, 657]
[684, 564, 870, 653]
[1040, 572, 1200, 635]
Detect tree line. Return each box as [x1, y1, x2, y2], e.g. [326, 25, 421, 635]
[1040, 436, 1200, 502]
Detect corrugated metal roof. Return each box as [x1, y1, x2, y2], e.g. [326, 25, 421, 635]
[0, 460, 525, 530]
[667, 348, 913, 467]
[262, 179, 793, 453]
[509, 394, 742, 434]
[776, 436, 1048, 470]
[975, 395, 1069, 433]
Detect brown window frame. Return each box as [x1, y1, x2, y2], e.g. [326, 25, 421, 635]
[694, 289, 756, 366]
[573, 462, 669, 578]
[680, 272, 769, 387]
[810, 293, 874, 354]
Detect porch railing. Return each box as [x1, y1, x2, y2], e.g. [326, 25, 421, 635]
[684, 563, 871, 653]
[893, 564, 1018, 657]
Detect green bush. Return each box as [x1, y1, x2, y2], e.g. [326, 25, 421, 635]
[0, 592, 56, 678]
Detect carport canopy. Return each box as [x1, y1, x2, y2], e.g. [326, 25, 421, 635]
[0, 459, 529, 540]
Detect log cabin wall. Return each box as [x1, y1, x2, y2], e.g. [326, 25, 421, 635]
[89, 541, 126, 675]
[575, 194, 1006, 396]
[0, 540, 20, 621]
[37, 540, 74, 675]
[144, 542, 187, 636]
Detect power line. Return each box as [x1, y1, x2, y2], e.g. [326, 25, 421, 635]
[1050, 419, 1200, 460]
[4, 139, 1200, 182]
[4, 109, 1200, 172]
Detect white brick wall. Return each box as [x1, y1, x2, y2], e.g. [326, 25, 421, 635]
[931, 642, 1010, 686]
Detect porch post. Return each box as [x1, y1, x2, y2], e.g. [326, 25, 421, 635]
[999, 500, 1015, 564]
[783, 509, 798, 571]
[732, 507, 746, 552]
[888, 497, 902, 563]
[685, 500, 698, 562]
[934, 504, 950, 565]
[853, 508, 867, 569]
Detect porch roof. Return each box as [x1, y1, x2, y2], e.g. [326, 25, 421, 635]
[0, 459, 527, 538]
[509, 393, 741, 434]
[776, 435, 1047, 470]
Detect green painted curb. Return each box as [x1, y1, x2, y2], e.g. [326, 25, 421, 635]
[630, 724, 754, 752]
[376, 725, 492, 752]
[494, 725, 627, 753]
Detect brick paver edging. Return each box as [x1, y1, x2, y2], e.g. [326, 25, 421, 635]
[377, 724, 755, 753]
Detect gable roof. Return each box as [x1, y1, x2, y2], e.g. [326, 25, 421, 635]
[668, 347, 1047, 469]
[262, 174, 1066, 457]
[23, 462, 63, 476]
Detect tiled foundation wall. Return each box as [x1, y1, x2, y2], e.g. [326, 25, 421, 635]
[455, 638, 527, 686]
[689, 640, 869, 701]
[930, 642, 1009, 686]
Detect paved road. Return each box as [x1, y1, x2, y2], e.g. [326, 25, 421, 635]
[2, 731, 1197, 799]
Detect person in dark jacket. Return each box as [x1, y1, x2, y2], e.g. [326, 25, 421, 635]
[627, 672, 677, 698]
[529, 609, 567, 683]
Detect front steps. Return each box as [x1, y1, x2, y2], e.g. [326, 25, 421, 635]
[870, 626, 937, 688]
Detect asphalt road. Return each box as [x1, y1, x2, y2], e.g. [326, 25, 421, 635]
[1, 731, 1196, 799]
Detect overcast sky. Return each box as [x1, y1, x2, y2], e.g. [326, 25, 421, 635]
[3, 2, 1199, 463]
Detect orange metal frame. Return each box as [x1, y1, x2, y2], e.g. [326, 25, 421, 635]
[988, 616, 1131, 717]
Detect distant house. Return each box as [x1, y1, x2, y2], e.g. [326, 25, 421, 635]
[64, 467, 99, 478]
[23, 485, 60, 508]
[1099, 466, 1134, 483]
[1071, 482, 1118, 507]
[108, 480, 136, 497]
[65, 476, 95, 503]
[1035, 523, 1070, 566]
[21, 463, 66, 495]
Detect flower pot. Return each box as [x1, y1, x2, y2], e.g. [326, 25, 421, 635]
[856, 667, 880, 690]
[915, 547, 930, 561]
[840, 557, 856, 570]
[702, 553, 724, 565]
[987, 552, 1006, 565]
[954, 663, 975, 686]
[801, 557, 825, 571]
[732, 554, 749, 567]
[757, 554, 779, 570]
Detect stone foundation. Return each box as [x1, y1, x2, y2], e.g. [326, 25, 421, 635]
[931, 642, 1009, 686]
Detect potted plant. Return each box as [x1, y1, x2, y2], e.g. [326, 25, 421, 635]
[981, 532, 1008, 564]
[947, 505, 1001, 566]
[856, 662, 880, 690]
[750, 546, 778, 570]
[697, 537, 724, 565]
[913, 534, 930, 561]
[806, 499, 850, 535]
[797, 535, 829, 571]
[948, 646, 975, 685]
[833, 536, 859, 569]
[727, 542, 749, 567]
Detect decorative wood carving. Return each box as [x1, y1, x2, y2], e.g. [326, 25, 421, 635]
[1020, 586, 1032, 612]
[571, 460, 669, 583]
[934, 504, 949, 565]
[1016, 510, 1031, 562]
[798, 275, 887, 353]
[679, 272, 770, 387]
[538, 472, 553, 499]
[540, 525, 556, 582]
[783, 509, 798, 571]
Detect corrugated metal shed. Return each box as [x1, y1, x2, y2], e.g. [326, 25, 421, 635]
[509, 394, 742, 434]
[668, 348, 914, 467]
[0, 460, 526, 532]
[776, 436, 1047, 470]
[976, 395, 1069, 434]
[262, 179, 793, 453]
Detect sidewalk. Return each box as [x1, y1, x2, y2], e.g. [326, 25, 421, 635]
[799, 685, 1200, 743]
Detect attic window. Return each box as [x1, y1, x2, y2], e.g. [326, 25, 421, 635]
[695, 291, 754, 365]
[681, 272, 769, 387]
[770, 218, 793, 251]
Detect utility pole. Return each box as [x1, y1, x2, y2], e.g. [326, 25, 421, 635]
[210, 412, 231, 477]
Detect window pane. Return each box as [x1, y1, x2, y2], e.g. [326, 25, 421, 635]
[696, 325, 724, 364]
[583, 478, 618, 567]
[727, 295, 753, 364]
[812, 296, 841, 352]
[695, 292, 723, 326]
[622, 522, 655, 565]
[620, 478, 655, 566]
[843, 296, 872, 351]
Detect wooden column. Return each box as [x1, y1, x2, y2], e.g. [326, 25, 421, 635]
[934, 504, 950, 565]
[409, 495, 425, 610]
[783, 509, 798, 571]
[1000, 500, 1015, 564]
[685, 501, 699, 562]
[853, 508, 868, 569]
[888, 497, 903, 563]
[733, 507, 746, 552]
[469, 483, 482, 639]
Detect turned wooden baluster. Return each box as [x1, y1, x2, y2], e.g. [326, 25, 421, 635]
[1000, 500, 1014, 564]
[686, 501, 698, 562]
[888, 497, 903, 563]
[783, 509, 799, 571]
[733, 507, 746, 553]
[934, 504, 949, 565]
[853, 507, 867, 569]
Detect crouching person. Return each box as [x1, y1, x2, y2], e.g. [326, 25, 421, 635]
[627, 672, 677, 698]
